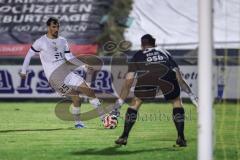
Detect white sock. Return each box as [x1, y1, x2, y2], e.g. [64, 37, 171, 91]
[89, 98, 105, 120]
[71, 105, 80, 115]
[70, 104, 83, 125]
[117, 98, 124, 106]
[114, 98, 124, 110]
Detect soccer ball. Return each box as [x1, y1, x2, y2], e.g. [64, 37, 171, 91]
[103, 114, 118, 129]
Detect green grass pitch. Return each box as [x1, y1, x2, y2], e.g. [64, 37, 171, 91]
[0, 102, 239, 160]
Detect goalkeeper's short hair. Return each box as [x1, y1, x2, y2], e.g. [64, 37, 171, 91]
[141, 34, 156, 47]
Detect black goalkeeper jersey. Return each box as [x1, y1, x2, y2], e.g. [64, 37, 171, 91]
[129, 48, 178, 77]
[130, 48, 178, 69]
[129, 48, 180, 100]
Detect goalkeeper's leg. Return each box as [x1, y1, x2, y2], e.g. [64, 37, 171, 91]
[115, 97, 142, 145]
[170, 96, 187, 147]
[163, 78, 187, 147]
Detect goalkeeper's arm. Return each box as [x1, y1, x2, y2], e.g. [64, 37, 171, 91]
[175, 68, 198, 107]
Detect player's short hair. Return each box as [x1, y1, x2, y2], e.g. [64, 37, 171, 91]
[46, 17, 59, 26]
[141, 34, 156, 47]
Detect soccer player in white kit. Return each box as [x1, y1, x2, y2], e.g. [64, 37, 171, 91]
[19, 17, 104, 128]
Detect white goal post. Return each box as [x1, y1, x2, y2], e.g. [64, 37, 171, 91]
[198, 0, 213, 160]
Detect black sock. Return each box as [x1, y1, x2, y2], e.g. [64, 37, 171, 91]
[172, 108, 185, 140]
[121, 108, 138, 138]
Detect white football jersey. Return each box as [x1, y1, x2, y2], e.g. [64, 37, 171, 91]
[30, 34, 71, 80]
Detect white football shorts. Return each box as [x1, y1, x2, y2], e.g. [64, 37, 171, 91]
[64, 72, 85, 91]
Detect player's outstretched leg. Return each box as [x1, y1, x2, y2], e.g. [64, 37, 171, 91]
[109, 99, 124, 117]
[171, 97, 187, 147]
[89, 98, 105, 121]
[77, 82, 105, 121]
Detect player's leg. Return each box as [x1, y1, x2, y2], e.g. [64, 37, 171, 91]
[162, 75, 186, 147]
[77, 81, 96, 98]
[65, 72, 105, 121]
[170, 96, 187, 147]
[70, 94, 85, 128]
[109, 98, 124, 117]
[115, 97, 142, 145]
[77, 81, 105, 120]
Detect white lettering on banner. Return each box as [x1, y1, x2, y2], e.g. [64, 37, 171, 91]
[62, 24, 88, 32]
[181, 71, 198, 88]
[59, 14, 89, 22]
[30, 25, 46, 32]
[0, 0, 105, 47]
[22, 4, 35, 13]
[91, 70, 113, 93]
[0, 4, 93, 14]
[0, 5, 11, 12]
[26, 24, 88, 33]
[0, 26, 8, 32]
[16, 70, 34, 94]
[0, 15, 12, 23]
[0, 70, 14, 93]
[61, 0, 94, 2]
[36, 70, 55, 93]
[13, 25, 31, 32]
[0, 14, 90, 24]
[0, 46, 25, 52]
[0, 65, 115, 98]
[7, 0, 93, 3]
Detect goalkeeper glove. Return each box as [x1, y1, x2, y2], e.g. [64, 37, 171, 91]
[189, 93, 198, 108]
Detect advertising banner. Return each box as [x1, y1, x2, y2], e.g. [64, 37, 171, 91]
[0, 65, 239, 99]
[0, 0, 112, 56]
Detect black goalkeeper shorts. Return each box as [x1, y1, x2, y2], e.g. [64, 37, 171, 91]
[134, 71, 180, 101]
